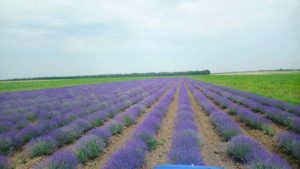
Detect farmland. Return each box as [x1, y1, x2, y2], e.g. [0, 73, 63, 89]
[0, 76, 159, 93]
[0, 77, 299, 169]
[189, 73, 300, 105]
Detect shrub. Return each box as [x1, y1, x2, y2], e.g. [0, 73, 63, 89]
[90, 118, 104, 127]
[15, 120, 28, 130]
[0, 155, 10, 169]
[251, 155, 291, 169]
[75, 135, 105, 162]
[123, 116, 135, 127]
[278, 132, 300, 160]
[27, 112, 38, 121]
[227, 136, 266, 163]
[223, 130, 239, 141]
[29, 136, 57, 157]
[0, 135, 12, 155]
[237, 108, 274, 136]
[90, 128, 112, 144]
[109, 123, 123, 135]
[137, 133, 158, 151]
[260, 125, 275, 136]
[47, 150, 78, 169]
[103, 139, 147, 169]
[51, 128, 77, 146]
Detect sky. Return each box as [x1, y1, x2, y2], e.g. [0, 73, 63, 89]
[0, 0, 299, 79]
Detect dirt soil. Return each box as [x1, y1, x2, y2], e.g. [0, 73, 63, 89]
[80, 85, 175, 169]
[141, 84, 179, 169]
[186, 85, 245, 169]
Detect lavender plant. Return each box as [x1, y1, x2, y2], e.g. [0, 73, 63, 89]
[0, 155, 10, 169]
[227, 136, 291, 169]
[75, 135, 105, 162]
[278, 132, 300, 160]
[168, 85, 204, 165]
[47, 150, 79, 169]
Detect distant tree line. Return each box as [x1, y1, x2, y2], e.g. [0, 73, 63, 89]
[5, 70, 211, 81]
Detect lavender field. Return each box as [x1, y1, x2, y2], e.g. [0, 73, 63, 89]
[0, 78, 299, 169]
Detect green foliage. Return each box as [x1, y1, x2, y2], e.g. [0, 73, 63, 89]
[30, 141, 56, 157]
[240, 116, 275, 136]
[0, 76, 157, 92]
[260, 125, 275, 136]
[123, 116, 135, 127]
[109, 123, 123, 135]
[223, 130, 239, 141]
[227, 143, 252, 162]
[27, 112, 38, 121]
[90, 118, 104, 127]
[281, 140, 300, 160]
[228, 109, 237, 115]
[138, 133, 158, 151]
[188, 73, 300, 104]
[76, 137, 105, 162]
[0, 137, 12, 155]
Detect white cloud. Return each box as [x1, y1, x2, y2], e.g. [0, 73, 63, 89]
[0, 0, 299, 79]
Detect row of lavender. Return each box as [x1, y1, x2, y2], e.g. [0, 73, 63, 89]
[0, 80, 152, 135]
[33, 81, 176, 169]
[0, 79, 153, 114]
[0, 81, 145, 128]
[198, 85, 275, 136]
[190, 80, 300, 160]
[26, 82, 170, 159]
[168, 84, 204, 165]
[205, 82, 300, 115]
[187, 81, 292, 169]
[199, 81, 300, 134]
[0, 79, 175, 168]
[103, 85, 177, 169]
[0, 80, 164, 156]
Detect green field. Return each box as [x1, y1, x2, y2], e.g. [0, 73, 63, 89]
[0, 76, 158, 93]
[189, 73, 300, 105]
[1, 73, 300, 105]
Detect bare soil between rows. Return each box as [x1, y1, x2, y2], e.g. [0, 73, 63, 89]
[186, 85, 245, 169]
[141, 84, 180, 169]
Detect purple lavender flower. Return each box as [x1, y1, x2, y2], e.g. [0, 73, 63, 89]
[28, 135, 57, 157]
[90, 128, 112, 144]
[102, 85, 175, 169]
[278, 132, 300, 160]
[0, 155, 10, 169]
[210, 111, 243, 140]
[169, 130, 203, 165]
[227, 136, 269, 163]
[237, 107, 274, 136]
[168, 85, 205, 165]
[47, 150, 78, 169]
[103, 139, 147, 169]
[251, 155, 291, 169]
[0, 134, 13, 155]
[75, 135, 105, 162]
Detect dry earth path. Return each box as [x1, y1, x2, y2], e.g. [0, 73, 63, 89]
[141, 84, 180, 169]
[186, 85, 244, 169]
